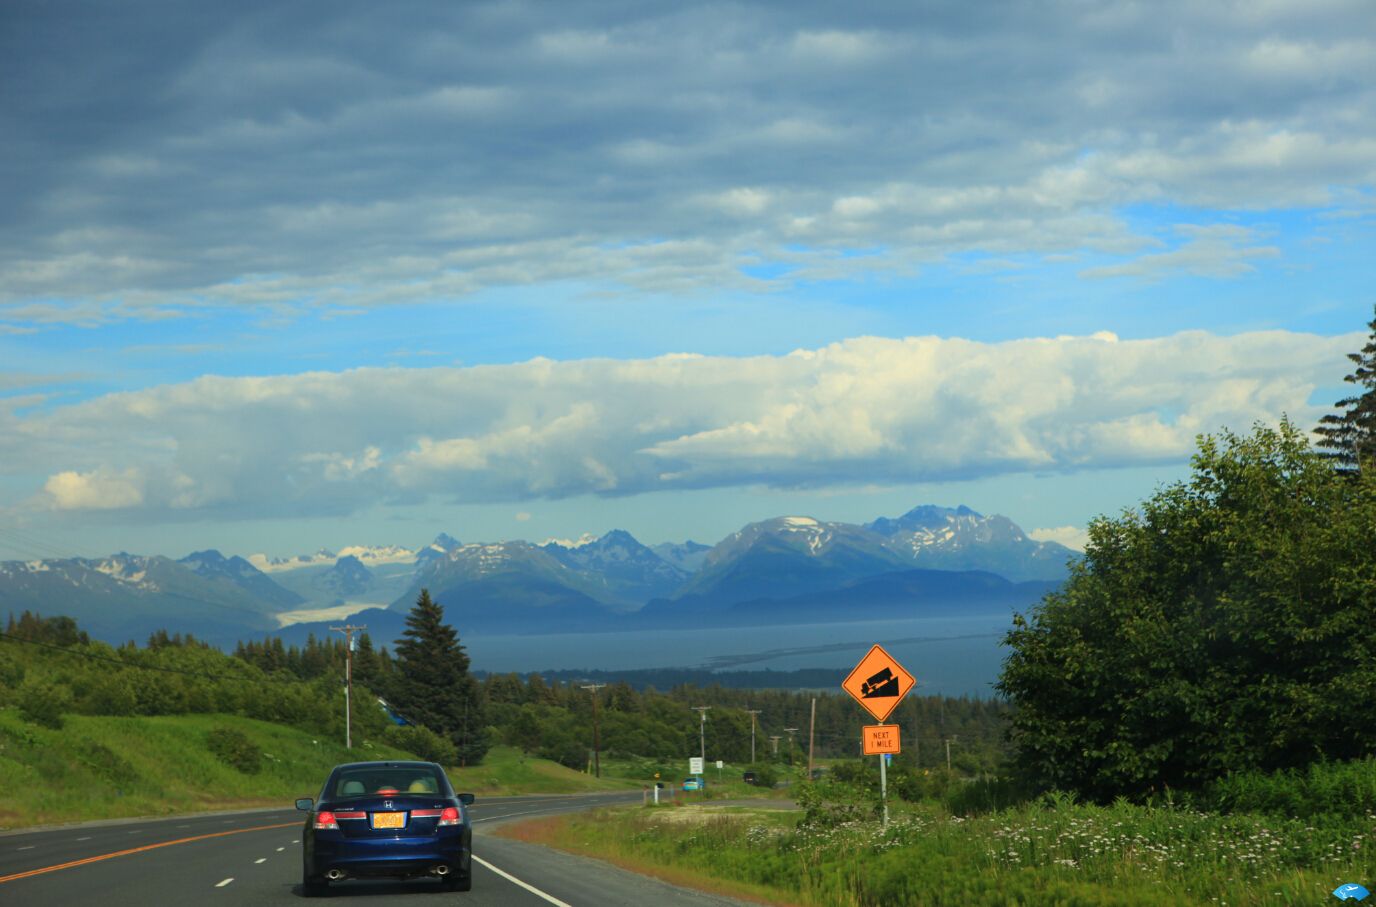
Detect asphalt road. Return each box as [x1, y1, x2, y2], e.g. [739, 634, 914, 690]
[0, 792, 756, 906]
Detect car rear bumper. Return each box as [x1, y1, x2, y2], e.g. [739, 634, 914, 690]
[309, 831, 471, 878]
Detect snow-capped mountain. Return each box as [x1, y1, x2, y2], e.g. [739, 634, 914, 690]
[179, 549, 305, 608]
[867, 504, 1075, 583]
[390, 540, 617, 628]
[247, 544, 417, 573]
[651, 540, 711, 573]
[0, 502, 1077, 644]
[540, 530, 686, 606]
[667, 516, 911, 607]
[0, 553, 280, 642]
[321, 554, 374, 598]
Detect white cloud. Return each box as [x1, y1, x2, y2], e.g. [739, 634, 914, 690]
[1029, 525, 1090, 551]
[1080, 224, 1281, 280]
[2, 2, 1373, 324]
[43, 468, 145, 510]
[6, 330, 1356, 517]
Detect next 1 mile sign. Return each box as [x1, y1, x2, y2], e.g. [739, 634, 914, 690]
[843, 643, 916, 826]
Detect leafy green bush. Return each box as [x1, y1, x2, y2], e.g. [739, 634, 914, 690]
[76, 739, 138, 785]
[386, 724, 457, 765]
[1196, 757, 1376, 820]
[207, 727, 262, 774]
[17, 676, 72, 729]
[745, 762, 779, 788]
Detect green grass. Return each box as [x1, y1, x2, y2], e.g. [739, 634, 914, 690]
[503, 795, 1376, 906]
[455, 745, 643, 795]
[0, 713, 656, 830]
[0, 708, 420, 829]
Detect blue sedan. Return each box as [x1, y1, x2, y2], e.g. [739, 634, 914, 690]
[296, 760, 475, 896]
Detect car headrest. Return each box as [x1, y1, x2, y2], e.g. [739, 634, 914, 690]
[341, 780, 365, 795]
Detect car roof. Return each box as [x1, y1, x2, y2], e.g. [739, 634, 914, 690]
[332, 761, 440, 770]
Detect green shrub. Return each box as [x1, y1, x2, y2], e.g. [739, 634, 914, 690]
[1199, 757, 1376, 820]
[944, 774, 1035, 815]
[17, 676, 71, 729]
[76, 740, 138, 786]
[207, 727, 262, 774]
[386, 724, 458, 765]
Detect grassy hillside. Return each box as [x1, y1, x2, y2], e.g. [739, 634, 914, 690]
[0, 711, 640, 830]
[460, 745, 642, 795]
[0, 709, 421, 829]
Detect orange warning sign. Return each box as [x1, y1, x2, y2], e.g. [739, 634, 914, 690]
[842, 644, 916, 722]
[863, 724, 901, 756]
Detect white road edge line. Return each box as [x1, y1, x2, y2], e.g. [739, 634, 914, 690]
[473, 809, 541, 823]
[473, 855, 574, 907]
[215, 878, 234, 888]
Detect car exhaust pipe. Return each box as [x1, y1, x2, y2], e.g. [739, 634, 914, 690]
[325, 869, 347, 880]
[431, 864, 450, 876]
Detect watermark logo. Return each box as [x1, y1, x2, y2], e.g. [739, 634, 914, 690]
[1334, 883, 1370, 901]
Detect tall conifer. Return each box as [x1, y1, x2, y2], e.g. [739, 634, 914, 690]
[392, 589, 488, 764]
[1315, 305, 1376, 475]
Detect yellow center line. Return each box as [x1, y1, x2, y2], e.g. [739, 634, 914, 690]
[0, 822, 300, 885]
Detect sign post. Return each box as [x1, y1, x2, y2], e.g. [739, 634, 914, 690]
[843, 645, 916, 828]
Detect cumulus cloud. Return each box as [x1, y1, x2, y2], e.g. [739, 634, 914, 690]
[1028, 526, 1090, 551]
[43, 468, 145, 510]
[1, 2, 1373, 324]
[4, 330, 1355, 518]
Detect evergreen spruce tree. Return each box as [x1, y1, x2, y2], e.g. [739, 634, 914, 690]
[392, 589, 489, 765]
[1315, 305, 1376, 475]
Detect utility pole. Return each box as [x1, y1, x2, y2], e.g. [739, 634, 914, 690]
[784, 727, 798, 775]
[580, 683, 606, 778]
[745, 710, 762, 763]
[691, 706, 712, 763]
[768, 735, 781, 757]
[807, 698, 816, 778]
[329, 624, 366, 749]
[946, 735, 958, 772]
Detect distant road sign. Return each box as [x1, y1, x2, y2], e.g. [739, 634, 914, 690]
[842, 644, 916, 722]
[689, 757, 704, 775]
[863, 724, 901, 756]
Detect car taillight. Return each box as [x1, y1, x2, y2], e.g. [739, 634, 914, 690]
[313, 810, 338, 830]
[438, 807, 461, 826]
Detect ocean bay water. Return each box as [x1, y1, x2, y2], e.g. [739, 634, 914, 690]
[465, 612, 1016, 698]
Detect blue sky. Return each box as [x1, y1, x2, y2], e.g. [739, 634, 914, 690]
[1, 0, 1373, 561]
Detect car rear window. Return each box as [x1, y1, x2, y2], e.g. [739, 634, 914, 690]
[331, 767, 445, 799]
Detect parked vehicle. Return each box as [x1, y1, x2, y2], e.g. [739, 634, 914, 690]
[296, 760, 475, 897]
[682, 777, 704, 791]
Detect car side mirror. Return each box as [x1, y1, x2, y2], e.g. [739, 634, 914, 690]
[458, 793, 475, 805]
[295, 798, 314, 811]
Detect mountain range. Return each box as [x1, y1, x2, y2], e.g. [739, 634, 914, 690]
[0, 504, 1076, 646]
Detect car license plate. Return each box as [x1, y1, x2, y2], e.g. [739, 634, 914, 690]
[371, 811, 405, 829]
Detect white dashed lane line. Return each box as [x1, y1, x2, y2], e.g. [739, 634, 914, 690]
[16, 846, 34, 851]
[276, 847, 285, 852]
[254, 858, 266, 864]
[76, 837, 91, 842]
[215, 878, 233, 888]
